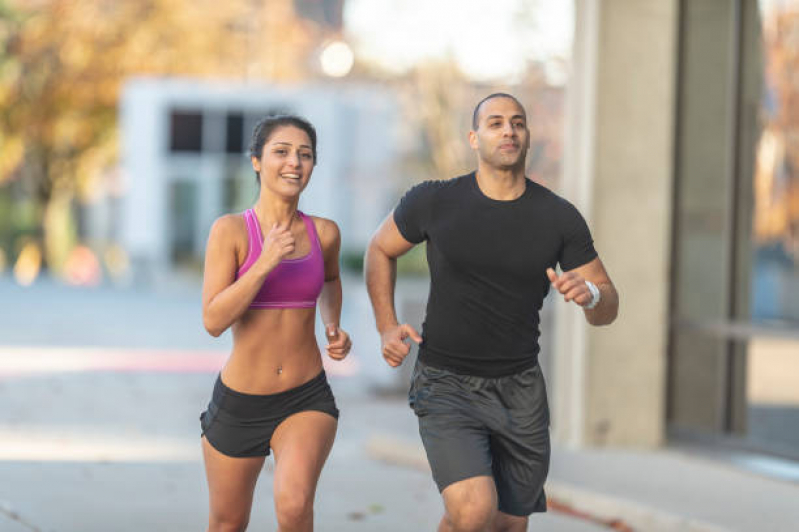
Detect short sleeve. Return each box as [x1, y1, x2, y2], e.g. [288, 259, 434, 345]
[393, 181, 436, 244]
[558, 201, 598, 271]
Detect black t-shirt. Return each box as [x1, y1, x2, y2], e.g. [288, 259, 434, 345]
[393, 172, 597, 377]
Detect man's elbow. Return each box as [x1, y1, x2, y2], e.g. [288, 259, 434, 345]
[588, 302, 618, 326]
[364, 237, 387, 268]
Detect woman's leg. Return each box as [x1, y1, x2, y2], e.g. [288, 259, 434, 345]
[202, 436, 266, 532]
[269, 411, 338, 532]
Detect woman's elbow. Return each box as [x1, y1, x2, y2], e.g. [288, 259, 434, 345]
[203, 312, 225, 337]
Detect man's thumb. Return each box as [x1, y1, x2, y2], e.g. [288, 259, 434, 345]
[546, 268, 558, 283]
[403, 324, 422, 344]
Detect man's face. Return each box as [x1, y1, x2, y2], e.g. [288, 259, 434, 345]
[469, 97, 530, 170]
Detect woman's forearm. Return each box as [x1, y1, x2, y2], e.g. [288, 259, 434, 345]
[318, 277, 343, 328]
[203, 267, 270, 336]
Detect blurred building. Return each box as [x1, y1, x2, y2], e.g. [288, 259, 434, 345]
[119, 77, 401, 280]
[294, 0, 345, 30]
[553, 0, 799, 463]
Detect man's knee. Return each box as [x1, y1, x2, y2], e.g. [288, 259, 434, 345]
[442, 478, 497, 532]
[445, 500, 496, 532]
[492, 512, 529, 532]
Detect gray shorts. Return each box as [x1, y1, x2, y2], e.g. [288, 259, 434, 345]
[408, 360, 550, 516]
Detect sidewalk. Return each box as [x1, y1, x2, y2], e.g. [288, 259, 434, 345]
[2, 358, 798, 531]
[2, 279, 798, 531]
[0, 366, 603, 532]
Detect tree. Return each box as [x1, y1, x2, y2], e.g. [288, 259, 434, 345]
[0, 0, 321, 273]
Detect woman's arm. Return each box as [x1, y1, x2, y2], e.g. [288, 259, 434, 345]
[202, 215, 294, 337]
[315, 218, 351, 359]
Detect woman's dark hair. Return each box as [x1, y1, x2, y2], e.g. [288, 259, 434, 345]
[249, 114, 318, 183]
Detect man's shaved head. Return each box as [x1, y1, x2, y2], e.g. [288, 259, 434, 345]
[472, 93, 525, 130]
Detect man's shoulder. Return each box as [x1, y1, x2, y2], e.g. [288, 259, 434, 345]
[526, 180, 580, 213]
[402, 173, 472, 201]
[413, 173, 471, 191]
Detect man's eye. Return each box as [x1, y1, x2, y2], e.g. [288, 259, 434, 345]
[489, 122, 501, 128]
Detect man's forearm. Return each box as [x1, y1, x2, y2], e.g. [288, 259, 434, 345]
[364, 242, 400, 332]
[584, 282, 619, 326]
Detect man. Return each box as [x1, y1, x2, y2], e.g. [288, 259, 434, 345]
[364, 93, 619, 532]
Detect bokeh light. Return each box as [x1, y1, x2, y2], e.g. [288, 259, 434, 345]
[13, 241, 42, 286]
[320, 40, 355, 78]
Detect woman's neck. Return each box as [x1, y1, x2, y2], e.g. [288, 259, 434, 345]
[253, 195, 299, 226]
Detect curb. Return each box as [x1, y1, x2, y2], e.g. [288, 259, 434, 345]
[545, 482, 729, 532]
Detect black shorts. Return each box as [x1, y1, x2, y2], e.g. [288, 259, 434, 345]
[408, 360, 550, 517]
[200, 371, 339, 458]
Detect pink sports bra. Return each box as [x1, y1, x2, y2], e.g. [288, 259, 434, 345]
[237, 209, 325, 309]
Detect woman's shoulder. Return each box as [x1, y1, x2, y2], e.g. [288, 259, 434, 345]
[306, 215, 340, 248]
[207, 213, 249, 260]
[210, 212, 248, 237]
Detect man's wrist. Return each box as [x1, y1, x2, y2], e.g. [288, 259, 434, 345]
[377, 320, 399, 334]
[585, 281, 601, 310]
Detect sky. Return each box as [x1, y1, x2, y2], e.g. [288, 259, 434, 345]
[343, 0, 574, 82]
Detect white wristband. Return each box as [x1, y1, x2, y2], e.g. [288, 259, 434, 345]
[585, 281, 601, 310]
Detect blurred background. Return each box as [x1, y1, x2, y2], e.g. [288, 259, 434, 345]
[1, 0, 799, 530]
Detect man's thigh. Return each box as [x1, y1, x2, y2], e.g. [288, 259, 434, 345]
[489, 364, 550, 516]
[409, 362, 495, 492]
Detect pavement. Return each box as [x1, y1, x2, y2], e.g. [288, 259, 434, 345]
[1, 277, 799, 531]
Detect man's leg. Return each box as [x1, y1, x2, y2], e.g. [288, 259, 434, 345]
[491, 512, 528, 532]
[438, 476, 497, 532]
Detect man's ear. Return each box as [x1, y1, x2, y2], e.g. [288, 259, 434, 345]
[468, 130, 478, 151]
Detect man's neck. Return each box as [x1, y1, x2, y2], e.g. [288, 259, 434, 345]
[474, 165, 527, 201]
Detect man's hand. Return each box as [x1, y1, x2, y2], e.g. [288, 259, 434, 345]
[380, 324, 422, 367]
[547, 268, 594, 307]
[325, 324, 352, 361]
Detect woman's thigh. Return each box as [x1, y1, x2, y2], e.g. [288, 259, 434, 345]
[202, 436, 266, 519]
[270, 411, 338, 496]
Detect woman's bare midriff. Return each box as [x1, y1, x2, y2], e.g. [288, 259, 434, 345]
[220, 307, 322, 395]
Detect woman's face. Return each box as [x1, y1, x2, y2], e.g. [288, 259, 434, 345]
[251, 125, 315, 199]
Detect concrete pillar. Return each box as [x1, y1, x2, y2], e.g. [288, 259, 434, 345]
[553, 0, 678, 447]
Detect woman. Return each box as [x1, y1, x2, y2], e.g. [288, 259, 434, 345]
[200, 114, 351, 532]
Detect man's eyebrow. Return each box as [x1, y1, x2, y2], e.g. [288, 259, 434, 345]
[485, 114, 526, 121]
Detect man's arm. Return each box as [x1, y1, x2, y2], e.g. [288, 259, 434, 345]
[547, 257, 619, 326]
[364, 214, 422, 367]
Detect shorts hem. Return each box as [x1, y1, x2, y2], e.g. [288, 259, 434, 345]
[201, 433, 271, 459]
[434, 472, 494, 493]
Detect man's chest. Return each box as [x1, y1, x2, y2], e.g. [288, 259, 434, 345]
[427, 205, 561, 280]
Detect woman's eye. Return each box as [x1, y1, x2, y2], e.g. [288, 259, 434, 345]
[301, 153, 312, 160]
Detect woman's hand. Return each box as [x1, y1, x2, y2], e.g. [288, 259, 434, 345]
[255, 222, 295, 274]
[325, 325, 352, 360]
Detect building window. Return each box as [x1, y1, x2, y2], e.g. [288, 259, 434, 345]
[226, 112, 244, 154]
[170, 111, 203, 153]
[169, 180, 198, 264]
[751, 2, 799, 325]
